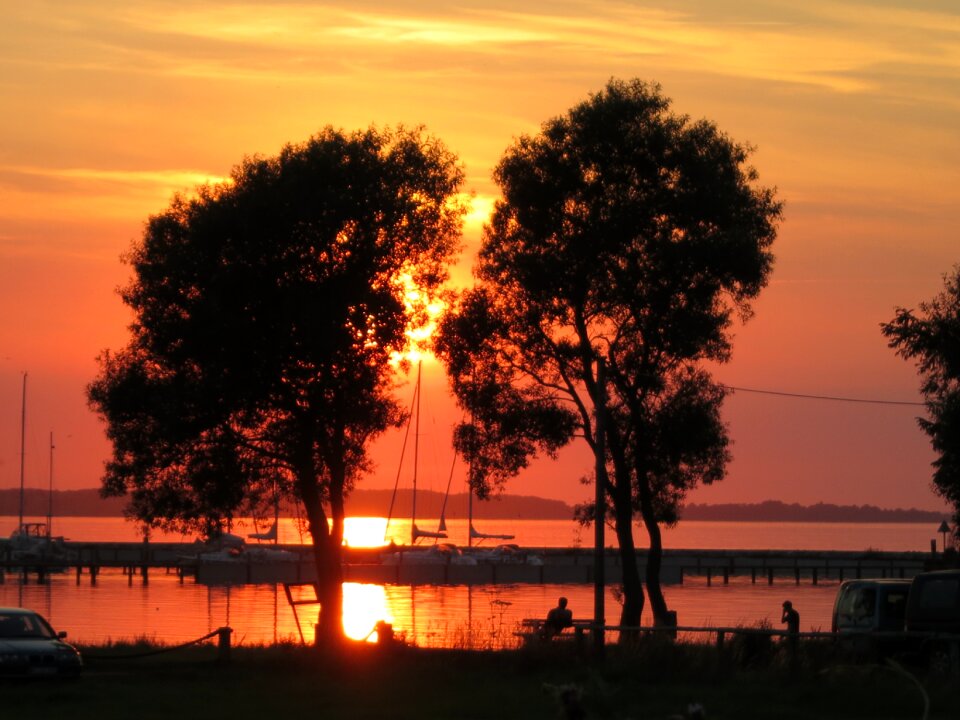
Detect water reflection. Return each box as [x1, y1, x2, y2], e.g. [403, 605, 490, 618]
[343, 583, 391, 642]
[1, 571, 841, 648]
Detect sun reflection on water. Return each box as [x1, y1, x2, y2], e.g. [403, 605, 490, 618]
[342, 582, 392, 642]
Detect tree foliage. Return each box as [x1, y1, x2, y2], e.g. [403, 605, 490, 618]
[437, 79, 780, 626]
[88, 126, 465, 639]
[883, 266, 960, 532]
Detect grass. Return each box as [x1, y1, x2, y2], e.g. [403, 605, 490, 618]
[3, 636, 959, 720]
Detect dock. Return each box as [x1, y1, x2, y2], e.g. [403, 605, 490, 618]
[0, 542, 934, 586]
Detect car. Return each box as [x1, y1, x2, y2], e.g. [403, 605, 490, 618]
[904, 569, 960, 674]
[832, 579, 911, 633]
[831, 579, 913, 658]
[904, 569, 960, 634]
[0, 608, 82, 678]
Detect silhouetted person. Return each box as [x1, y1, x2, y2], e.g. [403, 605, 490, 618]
[543, 596, 573, 638]
[781, 600, 799, 634]
[781, 600, 800, 658]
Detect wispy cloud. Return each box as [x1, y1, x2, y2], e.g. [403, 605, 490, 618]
[6, 1, 958, 97]
[0, 165, 227, 188]
[0, 165, 228, 224]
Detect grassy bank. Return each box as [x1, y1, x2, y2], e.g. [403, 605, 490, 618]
[4, 637, 958, 719]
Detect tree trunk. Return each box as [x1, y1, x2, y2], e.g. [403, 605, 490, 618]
[295, 461, 344, 646]
[312, 533, 344, 644]
[637, 479, 669, 626]
[611, 483, 645, 639]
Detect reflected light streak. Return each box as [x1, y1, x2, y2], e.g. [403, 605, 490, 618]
[342, 582, 392, 642]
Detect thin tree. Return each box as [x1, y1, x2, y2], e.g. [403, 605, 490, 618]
[88, 126, 465, 643]
[437, 79, 780, 628]
[882, 266, 960, 536]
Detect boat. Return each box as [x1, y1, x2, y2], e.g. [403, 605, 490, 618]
[384, 361, 519, 548]
[5, 375, 73, 567]
[385, 362, 449, 545]
[7, 522, 70, 564]
[247, 520, 278, 542]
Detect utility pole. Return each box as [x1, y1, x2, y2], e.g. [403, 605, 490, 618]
[593, 358, 606, 660]
[18, 372, 27, 534]
[47, 431, 55, 539]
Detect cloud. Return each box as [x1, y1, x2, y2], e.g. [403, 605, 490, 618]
[6, 1, 958, 102]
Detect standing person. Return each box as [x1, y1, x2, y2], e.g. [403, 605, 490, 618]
[781, 600, 800, 635]
[543, 596, 574, 638]
[781, 600, 800, 657]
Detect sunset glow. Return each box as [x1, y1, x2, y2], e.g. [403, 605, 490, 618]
[342, 517, 389, 548]
[2, 1, 958, 511]
[389, 272, 448, 366]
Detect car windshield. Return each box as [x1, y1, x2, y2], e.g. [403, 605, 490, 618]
[0, 612, 56, 639]
[836, 587, 877, 628]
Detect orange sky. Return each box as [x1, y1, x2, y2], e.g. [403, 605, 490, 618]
[1, 1, 958, 512]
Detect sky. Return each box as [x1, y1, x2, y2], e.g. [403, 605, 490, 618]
[1, 1, 958, 513]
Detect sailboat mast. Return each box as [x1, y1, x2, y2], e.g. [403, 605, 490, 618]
[411, 361, 422, 544]
[272, 478, 279, 546]
[468, 472, 473, 548]
[47, 431, 54, 538]
[18, 373, 27, 533]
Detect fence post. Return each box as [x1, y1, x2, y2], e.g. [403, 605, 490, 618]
[217, 626, 233, 664]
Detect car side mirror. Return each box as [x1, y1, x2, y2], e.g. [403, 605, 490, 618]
[58, 631, 68, 639]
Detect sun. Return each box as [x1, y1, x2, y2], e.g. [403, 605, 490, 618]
[389, 271, 448, 366]
[342, 517, 389, 548]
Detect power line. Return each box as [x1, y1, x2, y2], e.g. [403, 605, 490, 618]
[722, 385, 925, 407]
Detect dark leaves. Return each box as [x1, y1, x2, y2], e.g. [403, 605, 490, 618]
[89, 126, 465, 532]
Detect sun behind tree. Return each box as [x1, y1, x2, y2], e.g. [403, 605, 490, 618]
[88, 125, 465, 645]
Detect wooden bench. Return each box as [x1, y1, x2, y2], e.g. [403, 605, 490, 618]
[516, 618, 595, 645]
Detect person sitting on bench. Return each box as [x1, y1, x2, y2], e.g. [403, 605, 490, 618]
[542, 596, 573, 638]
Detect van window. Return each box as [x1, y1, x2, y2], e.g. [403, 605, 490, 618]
[917, 578, 959, 610]
[882, 589, 908, 623]
[836, 587, 876, 628]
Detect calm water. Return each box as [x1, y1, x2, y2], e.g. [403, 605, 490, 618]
[1, 515, 943, 551]
[1, 516, 939, 647]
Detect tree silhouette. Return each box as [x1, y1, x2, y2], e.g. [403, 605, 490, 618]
[883, 266, 960, 536]
[437, 79, 780, 628]
[88, 126, 465, 643]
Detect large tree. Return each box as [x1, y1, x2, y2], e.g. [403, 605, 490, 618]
[88, 126, 465, 643]
[437, 79, 780, 629]
[882, 266, 960, 536]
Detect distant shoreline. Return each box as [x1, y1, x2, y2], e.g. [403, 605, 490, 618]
[0, 488, 949, 523]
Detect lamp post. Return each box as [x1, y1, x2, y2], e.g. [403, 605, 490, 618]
[593, 358, 606, 661]
[937, 520, 952, 553]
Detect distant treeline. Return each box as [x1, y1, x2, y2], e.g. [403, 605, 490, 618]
[681, 500, 949, 523]
[0, 489, 948, 523]
[0, 488, 573, 520]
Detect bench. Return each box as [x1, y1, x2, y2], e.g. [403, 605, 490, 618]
[516, 618, 595, 645]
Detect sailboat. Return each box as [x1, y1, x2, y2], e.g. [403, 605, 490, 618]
[410, 364, 448, 544]
[8, 374, 70, 565]
[385, 361, 448, 545]
[467, 493, 515, 547]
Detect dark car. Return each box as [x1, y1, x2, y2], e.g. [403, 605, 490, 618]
[904, 569, 960, 673]
[832, 579, 911, 633]
[831, 579, 913, 658]
[0, 608, 82, 678]
[904, 569, 960, 633]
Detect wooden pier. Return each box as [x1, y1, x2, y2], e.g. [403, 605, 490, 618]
[0, 542, 934, 587]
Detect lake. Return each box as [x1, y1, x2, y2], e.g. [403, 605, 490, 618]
[1, 516, 943, 647]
